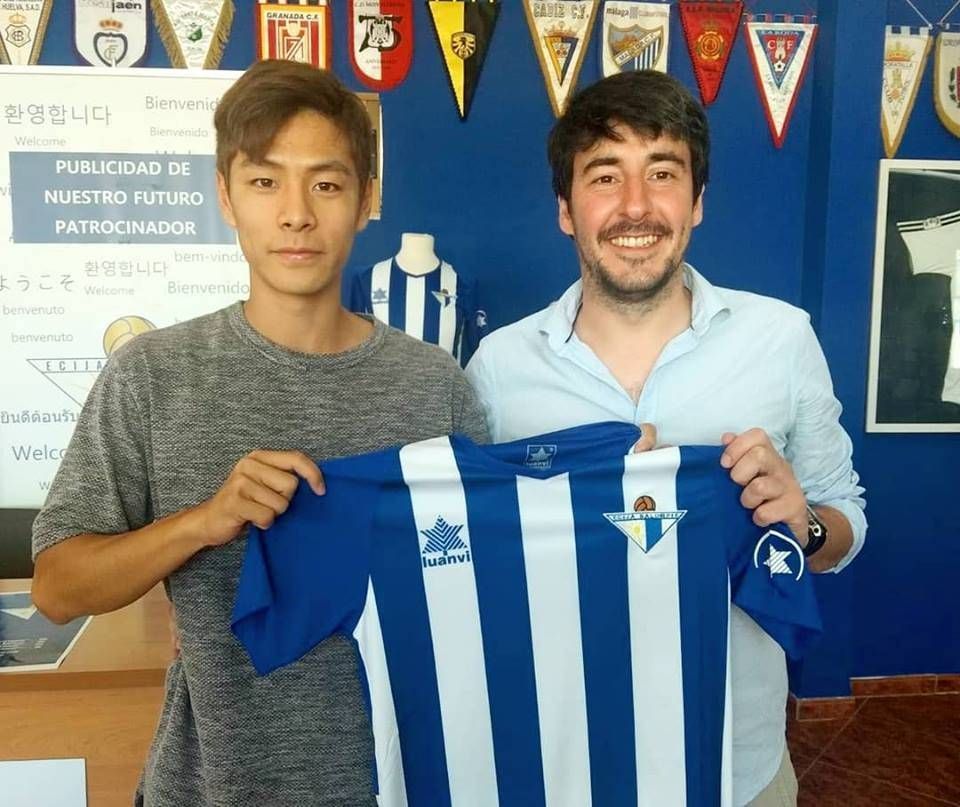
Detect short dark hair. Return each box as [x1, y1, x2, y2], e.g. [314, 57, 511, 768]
[548, 70, 709, 202]
[215, 60, 374, 188]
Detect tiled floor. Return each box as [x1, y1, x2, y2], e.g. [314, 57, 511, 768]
[788, 693, 960, 805]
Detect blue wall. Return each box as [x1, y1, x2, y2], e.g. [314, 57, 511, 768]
[36, 0, 959, 695]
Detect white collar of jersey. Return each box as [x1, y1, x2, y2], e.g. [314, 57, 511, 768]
[540, 264, 730, 351]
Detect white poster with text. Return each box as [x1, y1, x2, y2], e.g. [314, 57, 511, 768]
[0, 66, 250, 508]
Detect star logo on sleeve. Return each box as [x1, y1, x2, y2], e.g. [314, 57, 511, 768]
[763, 544, 793, 576]
[753, 529, 805, 581]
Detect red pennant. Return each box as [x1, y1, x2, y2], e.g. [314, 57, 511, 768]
[348, 0, 414, 91]
[678, 1, 743, 105]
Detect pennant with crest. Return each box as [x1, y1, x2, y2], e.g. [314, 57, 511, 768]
[881, 25, 933, 158]
[934, 27, 960, 139]
[600, 0, 669, 77]
[427, 0, 500, 120]
[524, 0, 599, 117]
[75, 0, 149, 67]
[678, 0, 742, 105]
[349, 0, 413, 89]
[0, 0, 52, 65]
[152, 0, 234, 68]
[743, 14, 817, 148]
[256, 0, 331, 67]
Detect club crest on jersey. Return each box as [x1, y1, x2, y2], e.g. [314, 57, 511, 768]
[420, 516, 472, 568]
[431, 288, 457, 307]
[604, 509, 686, 553]
[524, 443, 557, 469]
[753, 529, 805, 580]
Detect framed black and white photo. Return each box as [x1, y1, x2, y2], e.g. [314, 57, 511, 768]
[867, 159, 960, 432]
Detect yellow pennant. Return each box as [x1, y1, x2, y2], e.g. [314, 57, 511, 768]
[427, 0, 500, 120]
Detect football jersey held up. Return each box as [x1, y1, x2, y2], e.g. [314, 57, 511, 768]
[232, 422, 821, 807]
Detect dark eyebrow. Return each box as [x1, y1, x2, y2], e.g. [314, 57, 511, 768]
[237, 157, 353, 174]
[580, 151, 688, 174]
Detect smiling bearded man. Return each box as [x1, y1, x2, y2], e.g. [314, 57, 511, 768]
[466, 70, 866, 807]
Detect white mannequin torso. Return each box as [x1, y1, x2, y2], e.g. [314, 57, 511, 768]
[395, 232, 440, 276]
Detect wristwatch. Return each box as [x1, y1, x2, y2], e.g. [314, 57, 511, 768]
[803, 505, 828, 557]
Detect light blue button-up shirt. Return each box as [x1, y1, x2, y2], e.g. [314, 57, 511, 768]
[466, 266, 866, 804]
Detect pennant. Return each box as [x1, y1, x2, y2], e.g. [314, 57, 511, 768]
[0, 0, 52, 65]
[934, 29, 960, 139]
[600, 0, 669, 77]
[427, 0, 500, 120]
[881, 25, 933, 158]
[256, 0, 331, 67]
[743, 16, 817, 148]
[152, 0, 235, 68]
[524, 0, 599, 117]
[75, 0, 149, 67]
[349, 0, 413, 90]
[678, 0, 742, 105]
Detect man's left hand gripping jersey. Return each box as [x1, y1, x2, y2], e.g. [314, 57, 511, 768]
[232, 422, 821, 807]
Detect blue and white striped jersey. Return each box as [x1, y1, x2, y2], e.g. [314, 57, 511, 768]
[348, 259, 487, 366]
[232, 422, 821, 807]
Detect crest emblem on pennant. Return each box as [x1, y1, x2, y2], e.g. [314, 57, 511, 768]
[75, 0, 149, 67]
[349, 0, 413, 90]
[427, 0, 500, 120]
[743, 16, 817, 148]
[256, 0, 331, 67]
[604, 508, 686, 553]
[678, 0, 742, 105]
[524, 0, 599, 118]
[152, 0, 235, 68]
[0, 0, 53, 65]
[600, 1, 669, 76]
[881, 25, 933, 158]
[934, 29, 960, 139]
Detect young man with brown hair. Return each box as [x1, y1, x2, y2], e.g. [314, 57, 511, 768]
[31, 60, 486, 805]
[467, 70, 866, 806]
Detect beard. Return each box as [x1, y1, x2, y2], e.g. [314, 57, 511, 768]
[577, 219, 687, 306]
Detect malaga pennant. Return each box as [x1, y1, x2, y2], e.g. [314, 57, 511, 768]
[600, 0, 669, 77]
[75, 0, 149, 67]
[152, 0, 234, 68]
[743, 15, 817, 148]
[934, 29, 960, 139]
[349, 0, 413, 90]
[427, 0, 500, 120]
[0, 0, 52, 65]
[678, 0, 742, 105]
[881, 25, 933, 158]
[256, 0, 331, 67]
[524, 0, 599, 117]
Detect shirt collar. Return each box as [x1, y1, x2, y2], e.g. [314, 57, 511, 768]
[539, 264, 730, 351]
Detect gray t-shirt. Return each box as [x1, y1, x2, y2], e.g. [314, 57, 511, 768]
[33, 302, 489, 806]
